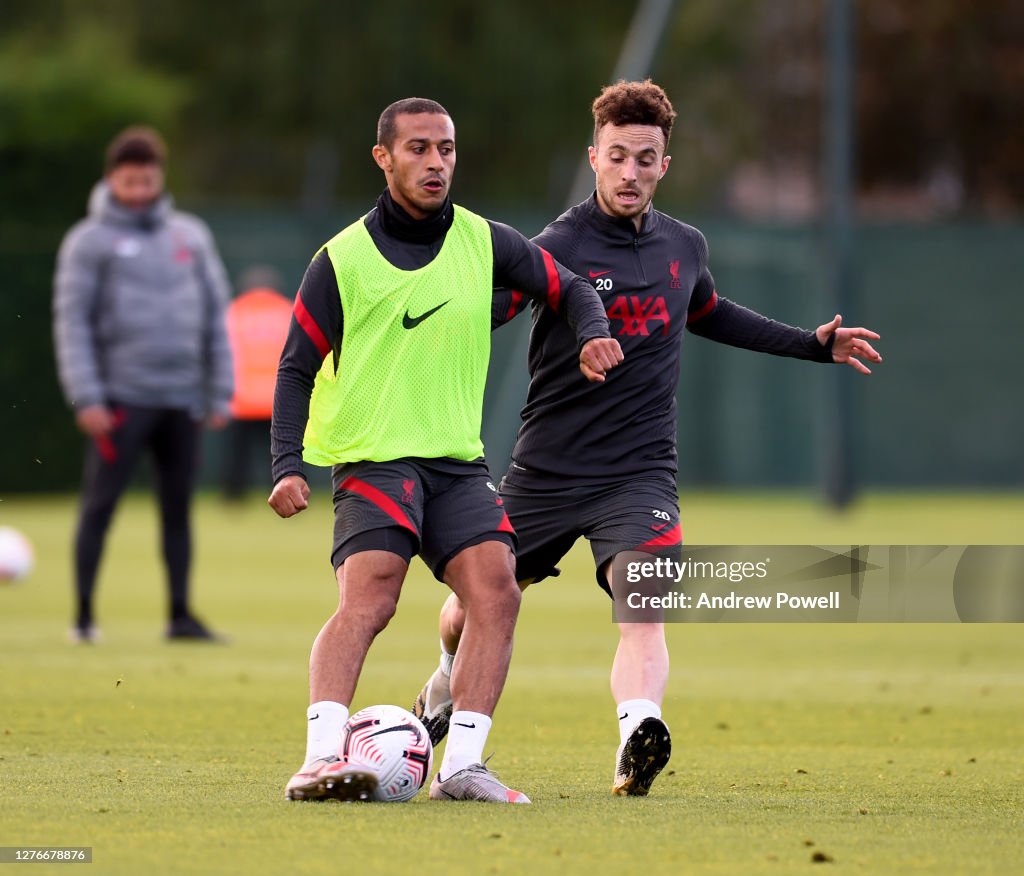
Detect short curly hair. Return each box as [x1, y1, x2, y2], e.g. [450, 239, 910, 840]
[592, 79, 676, 147]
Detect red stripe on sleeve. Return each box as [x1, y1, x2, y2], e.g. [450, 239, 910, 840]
[506, 290, 525, 322]
[639, 523, 683, 549]
[540, 248, 560, 313]
[497, 512, 515, 535]
[686, 290, 718, 325]
[293, 292, 331, 359]
[339, 477, 419, 535]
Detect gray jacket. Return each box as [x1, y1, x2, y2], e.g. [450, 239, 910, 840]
[53, 183, 234, 417]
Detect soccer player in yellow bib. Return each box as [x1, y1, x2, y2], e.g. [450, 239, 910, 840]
[269, 98, 623, 803]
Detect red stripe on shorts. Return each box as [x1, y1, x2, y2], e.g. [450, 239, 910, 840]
[639, 523, 682, 549]
[339, 476, 418, 535]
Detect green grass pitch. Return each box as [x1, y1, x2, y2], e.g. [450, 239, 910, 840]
[1, 491, 1022, 874]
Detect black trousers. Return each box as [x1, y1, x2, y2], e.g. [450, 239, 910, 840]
[74, 404, 201, 627]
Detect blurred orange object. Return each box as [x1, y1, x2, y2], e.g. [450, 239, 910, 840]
[226, 287, 292, 420]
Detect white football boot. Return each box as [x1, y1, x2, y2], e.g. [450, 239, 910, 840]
[429, 762, 530, 804]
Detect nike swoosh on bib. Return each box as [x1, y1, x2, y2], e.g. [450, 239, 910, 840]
[403, 300, 451, 329]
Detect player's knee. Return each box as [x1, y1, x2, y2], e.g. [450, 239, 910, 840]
[461, 568, 520, 619]
[486, 573, 522, 620]
[342, 592, 399, 637]
[374, 601, 399, 635]
[337, 572, 402, 635]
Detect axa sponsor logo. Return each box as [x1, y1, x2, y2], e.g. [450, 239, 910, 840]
[607, 295, 671, 336]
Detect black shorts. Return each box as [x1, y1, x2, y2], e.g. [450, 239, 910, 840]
[498, 466, 681, 596]
[330, 457, 516, 580]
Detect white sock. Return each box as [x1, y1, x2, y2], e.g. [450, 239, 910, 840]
[440, 710, 492, 778]
[439, 639, 456, 678]
[304, 701, 349, 765]
[616, 698, 661, 746]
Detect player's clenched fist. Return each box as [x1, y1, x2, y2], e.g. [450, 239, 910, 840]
[268, 475, 310, 518]
[579, 337, 625, 383]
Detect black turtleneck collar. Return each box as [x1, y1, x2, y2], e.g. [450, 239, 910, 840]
[583, 191, 653, 238]
[375, 188, 454, 245]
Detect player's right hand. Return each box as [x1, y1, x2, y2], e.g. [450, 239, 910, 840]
[579, 337, 625, 383]
[268, 475, 310, 518]
[75, 404, 114, 438]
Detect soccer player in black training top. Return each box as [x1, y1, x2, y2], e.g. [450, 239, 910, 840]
[414, 80, 882, 796]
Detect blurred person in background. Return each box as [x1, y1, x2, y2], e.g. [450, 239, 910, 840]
[222, 266, 292, 501]
[415, 80, 882, 797]
[53, 126, 234, 644]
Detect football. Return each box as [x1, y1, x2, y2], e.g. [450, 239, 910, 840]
[339, 705, 433, 802]
[0, 526, 34, 583]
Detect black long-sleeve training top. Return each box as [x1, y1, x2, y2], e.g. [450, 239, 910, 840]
[499, 195, 834, 485]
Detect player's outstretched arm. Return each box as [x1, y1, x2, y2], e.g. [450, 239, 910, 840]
[268, 475, 310, 518]
[815, 314, 883, 375]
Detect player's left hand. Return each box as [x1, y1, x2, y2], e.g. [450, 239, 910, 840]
[579, 337, 624, 383]
[816, 314, 882, 375]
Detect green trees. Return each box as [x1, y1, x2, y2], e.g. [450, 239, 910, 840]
[1, 0, 1021, 490]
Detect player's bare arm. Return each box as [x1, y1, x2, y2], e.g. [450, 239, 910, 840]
[815, 314, 883, 375]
